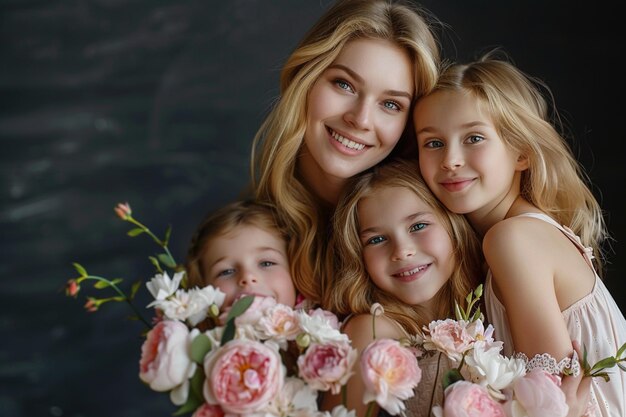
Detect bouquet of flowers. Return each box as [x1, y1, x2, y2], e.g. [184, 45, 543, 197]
[65, 203, 423, 417]
[411, 286, 626, 417]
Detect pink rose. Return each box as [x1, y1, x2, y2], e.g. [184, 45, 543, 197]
[505, 369, 568, 417]
[191, 403, 225, 417]
[308, 308, 341, 330]
[203, 339, 284, 414]
[139, 320, 195, 392]
[257, 304, 301, 344]
[425, 319, 475, 361]
[298, 341, 357, 394]
[360, 338, 422, 415]
[441, 381, 506, 417]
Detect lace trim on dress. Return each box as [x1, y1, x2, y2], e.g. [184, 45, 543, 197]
[513, 350, 581, 377]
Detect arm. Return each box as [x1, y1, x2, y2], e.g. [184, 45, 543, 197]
[321, 313, 403, 416]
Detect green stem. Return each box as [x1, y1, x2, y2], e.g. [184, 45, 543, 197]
[364, 402, 375, 417]
[128, 217, 176, 265]
[80, 275, 152, 329]
[341, 384, 347, 408]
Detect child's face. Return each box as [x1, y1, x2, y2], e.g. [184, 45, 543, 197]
[200, 225, 296, 309]
[413, 90, 526, 220]
[358, 186, 455, 310]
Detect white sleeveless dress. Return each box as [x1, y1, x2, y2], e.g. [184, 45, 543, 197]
[485, 212, 626, 417]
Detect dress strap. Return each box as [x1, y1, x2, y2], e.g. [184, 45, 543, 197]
[513, 213, 596, 271]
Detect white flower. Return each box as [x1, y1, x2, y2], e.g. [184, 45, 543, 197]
[146, 271, 184, 303]
[256, 377, 319, 417]
[256, 304, 301, 349]
[329, 405, 356, 417]
[297, 310, 348, 344]
[151, 288, 210, 324]
[465, 340, 526, 392]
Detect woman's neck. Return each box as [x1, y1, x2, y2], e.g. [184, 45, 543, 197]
[296, 151, 346, 207]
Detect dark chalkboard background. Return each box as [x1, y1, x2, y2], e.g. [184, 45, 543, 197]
[2, 1, 624, 416]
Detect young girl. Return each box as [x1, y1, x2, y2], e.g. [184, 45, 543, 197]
[185, 200, 297, 314]
[323, 158, 484, 416]
[251, 0, 441, 306]
[413, 54, 626, 417]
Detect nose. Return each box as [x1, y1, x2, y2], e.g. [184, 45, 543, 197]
[238, 269, 258, 287]
[441, 146, 464, 171]
[391, 237, 416, 261]
[344, 98, 372, 130]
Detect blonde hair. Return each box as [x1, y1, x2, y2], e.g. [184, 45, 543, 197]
[431, 52, 607, 273]
[251, 0, 441, 304]
[326, 158, 483, 333]
[185, 200, 288, 289]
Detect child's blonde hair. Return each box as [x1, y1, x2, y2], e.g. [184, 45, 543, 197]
[431, 52, 608, 272]
[251, 0, 441, 304]
[326, 158, 483, 333]
[185, 200, 288, 289]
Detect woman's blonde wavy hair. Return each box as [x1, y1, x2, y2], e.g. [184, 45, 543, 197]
[326, 158, 483, 333]
[431, 52, 608, 274]
[251, 0, 441, 304]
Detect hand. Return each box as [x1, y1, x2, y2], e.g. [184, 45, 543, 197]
[562, 341, 592, 417]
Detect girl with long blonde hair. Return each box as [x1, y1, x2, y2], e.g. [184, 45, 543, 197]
[251, 0, 440, 305]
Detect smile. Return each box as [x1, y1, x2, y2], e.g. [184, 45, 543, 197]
[440, 178, 475, 192]
[328, 128, 366, 151]
[392, 264, 430, 281]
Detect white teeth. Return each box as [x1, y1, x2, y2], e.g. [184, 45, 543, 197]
[330, 129, 365, 151]
[397, 265, 426, 277]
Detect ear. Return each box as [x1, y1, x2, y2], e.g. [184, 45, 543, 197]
[515, 154, 529, 171]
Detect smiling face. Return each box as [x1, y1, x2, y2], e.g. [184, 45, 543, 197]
[200, 224, 296, 309]
[299, 37, 414, 202]
[414, 90, 527, 227]
[358, 186, 455, 309]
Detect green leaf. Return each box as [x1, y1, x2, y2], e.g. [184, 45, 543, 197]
[226, 295, 254, 321]
[618, 363, 626, 372]
[72, 262, 87, 277]
[130, 281, 142, 300]
[591, 357, 617, 372]
[110, 278, 123, 286]
[157, 253, 176, 269]
[190, 334, 212, 364]
[172, 387, 203, 416]
[127, 227, 145, 237]
[221, 318, 236, 345]
[164, 224, 172, 246]
[442, 368, 464, 390]
[616, 342, 626, 359]
[94, 280, 112, 289]
[189, 366, 205, 400]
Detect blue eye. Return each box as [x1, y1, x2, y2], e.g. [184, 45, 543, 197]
[424, 139, 444, 149]
[366, 235, 386, 245]
[217, 268, 236, 278]
[409, 223, 426, 232]
[259, 261, 276, 268]
[466, 135, 484, 144]
[334, 79, 354, 93]
[383, 100, 401, 112]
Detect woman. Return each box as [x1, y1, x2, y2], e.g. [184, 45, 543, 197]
[251, 0, 440, 305]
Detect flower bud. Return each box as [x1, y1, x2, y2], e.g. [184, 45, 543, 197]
[84, 298, 99, 312]
[114, 202, 132, 220]
[65, 279, 80, 297]
[208, 303, 220, 319]
[296, 333, 311, 349]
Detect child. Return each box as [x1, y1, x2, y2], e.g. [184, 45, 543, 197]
[413, 53, 626, 417]
[323, 158, 484, 416]
[185, 200, 297, 314]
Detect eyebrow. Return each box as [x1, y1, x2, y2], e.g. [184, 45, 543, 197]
[328, 64, 413, 100]
[359, 212, 431, 237]
[416, 121, 491, 136]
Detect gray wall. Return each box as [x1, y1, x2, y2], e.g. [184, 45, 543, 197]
[2, 1, 623, 416]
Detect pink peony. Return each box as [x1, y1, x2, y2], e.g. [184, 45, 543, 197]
[256, 303, 301, 344]
[191, 403, 225, 417]
[297, 341, 357, 394]
[139, 320, 195, 392]
[203, 339, 284, 414]
[505, 368, 568, 417]
[424, 319, 475, 361]
[360, 338, 422, 415]
[441, 381, 506, 417]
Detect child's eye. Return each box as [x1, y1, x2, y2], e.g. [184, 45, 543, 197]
[409, 223, 427, 232]
[334, 79, 354, 93]
[366, 235, 386, 245]
[259, 261, 276, 268]
[423, 139, 444, 149]
[466, 135, 484, 144]
[216, 268, 236, 278]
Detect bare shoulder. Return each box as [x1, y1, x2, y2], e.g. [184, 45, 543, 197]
[343, 313, 404, 351]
